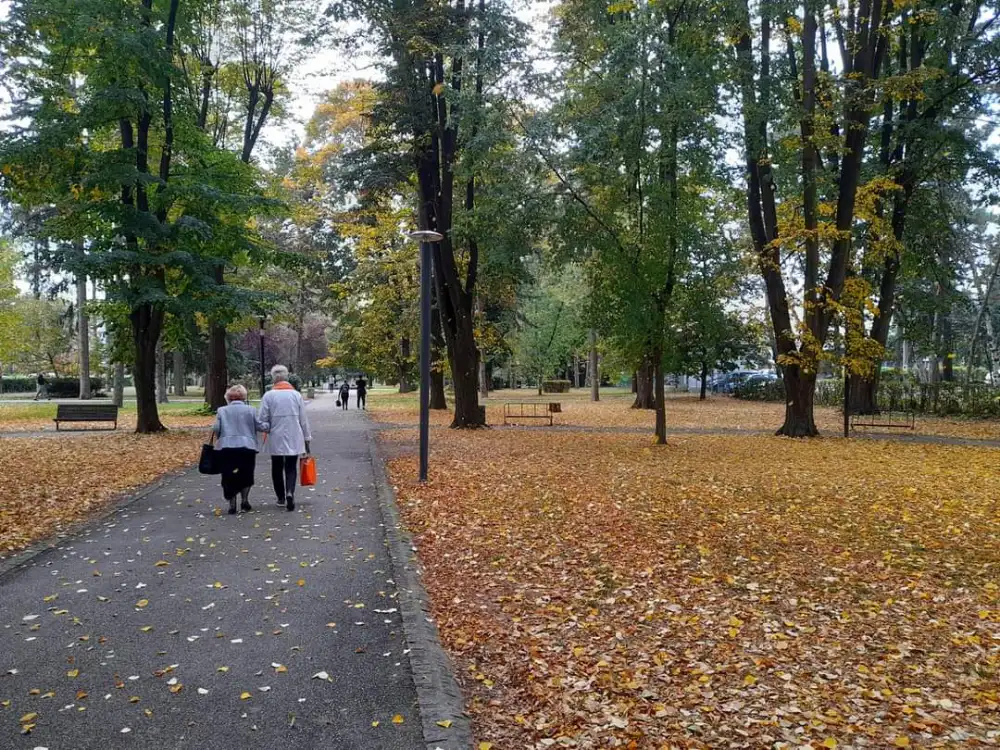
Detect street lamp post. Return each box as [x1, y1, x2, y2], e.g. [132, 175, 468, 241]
[259, 315, 267, 401]
[407, 230, 444, 483]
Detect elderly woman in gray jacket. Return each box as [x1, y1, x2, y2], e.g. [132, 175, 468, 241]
[258, 365, 312, 511]
[212, 384, 268, 515]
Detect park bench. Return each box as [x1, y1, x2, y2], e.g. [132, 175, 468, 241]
[54, 403, 119, 431]
[503, 402, 560, 426]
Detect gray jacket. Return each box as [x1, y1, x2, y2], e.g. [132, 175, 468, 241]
[258, 386, 312, 456]
[212, 401, 267, 451]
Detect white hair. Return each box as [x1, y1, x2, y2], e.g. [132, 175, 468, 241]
[270, 365, 289, 383]
[225, 384, 248, 403]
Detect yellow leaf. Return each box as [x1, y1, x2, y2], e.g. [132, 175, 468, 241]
[823, 739, 838, 748]
[275, 665, 288, 674]
[436, 719, 453, 728]
[240, 691, 252, 700]
[155, 561, 170, 567]
[136, 599, 149, 608]
[20, 712, 38, 723]
[67, 669, 79, 678]
[144, 709, 153, 718]
[479, 744, 494, 750]
[169, 684, 183, 694]
[297, 579, 305, 587]
[371, 720, 380, 727]
[894, 738, 910, 748]
[743, 674, 757, 687]
[217, 666, 229, 673]
[432, 83, 445, 96]
[129, 696, 141, 704]
[392, 714, 405, 724]
[140, 626, 154, 633]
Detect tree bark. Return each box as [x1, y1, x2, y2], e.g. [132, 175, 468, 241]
[699, 359, 708, 401]
[77, 273, 91, 400]
[173, 350, 186, 396]
[849, 373, 878, 414]
[205, 261, 227, 410]
[156, 337, 168, 404]
[430, 303, 448, 410]
[132, 304, 165, 432]
[653, 351, 666, 444]
[589, 329, 599, 402]
[632, 358, 655, 409]
[112, 362, 125, 407]
[779, 367, 818, 437]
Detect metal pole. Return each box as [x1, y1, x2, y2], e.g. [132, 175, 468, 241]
[259, 318, 266, 400]
[419, 241, 432, 482]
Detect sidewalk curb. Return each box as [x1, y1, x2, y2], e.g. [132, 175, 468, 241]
[367, 431, 473, 750]
[0, 463, 193, 581]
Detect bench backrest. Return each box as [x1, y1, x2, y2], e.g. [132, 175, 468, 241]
[55, 404, 119, 420]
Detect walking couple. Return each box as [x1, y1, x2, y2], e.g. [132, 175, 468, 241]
[211, 365, 311, 515]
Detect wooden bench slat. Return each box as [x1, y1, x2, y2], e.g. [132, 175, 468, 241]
[54, 404, 119, 431]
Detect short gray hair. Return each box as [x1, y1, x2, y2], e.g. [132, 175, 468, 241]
[225, 384, 248, 403]
[270, 364, 289, 383]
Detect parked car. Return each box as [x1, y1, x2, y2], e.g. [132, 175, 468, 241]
[712, 371, 755, 394]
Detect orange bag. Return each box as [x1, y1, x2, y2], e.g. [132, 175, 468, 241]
[300, 456, 317, 487]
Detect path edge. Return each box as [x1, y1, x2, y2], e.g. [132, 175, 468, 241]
[367, 431, 473, 750]
[0, 463, 193, 581]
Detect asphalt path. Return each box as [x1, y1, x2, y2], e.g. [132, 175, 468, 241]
[0, 396, 424, 750]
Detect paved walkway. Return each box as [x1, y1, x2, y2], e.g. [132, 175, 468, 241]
[0, 396, 424, 749]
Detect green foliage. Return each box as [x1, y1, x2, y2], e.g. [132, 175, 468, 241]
[514, 263, 586, 387]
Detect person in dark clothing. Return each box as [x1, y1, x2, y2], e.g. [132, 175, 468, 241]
[356, 377, 367, 409]
[33, 373, 48, 401]
[338, 381, 350, 410]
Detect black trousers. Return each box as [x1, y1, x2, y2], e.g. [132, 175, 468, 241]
[357, 391, 366, 409]
[271, 455, 298, 501]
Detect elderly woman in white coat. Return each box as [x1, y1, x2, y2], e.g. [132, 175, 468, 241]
[212, 384, 268, 515]
[258, 365, 312, 512]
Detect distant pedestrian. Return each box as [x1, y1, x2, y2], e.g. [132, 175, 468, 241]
[258, 365, 312, 512]
[212, 384, 267, 515]
[339, 381, 350, 410]
[33, 373, 48, 401]
[356, 376, 367, 410]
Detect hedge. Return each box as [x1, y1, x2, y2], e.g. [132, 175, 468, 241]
[0, 376, 106, 397]
[542, 379, 571, 394]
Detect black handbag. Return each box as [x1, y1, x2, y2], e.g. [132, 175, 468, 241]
[199, 436, 221, 475]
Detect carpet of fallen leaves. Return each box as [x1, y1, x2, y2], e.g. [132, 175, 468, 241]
[0, 431, 202, 556]
[369, 390, 1000, 443]
[380, 425, 1000, 748]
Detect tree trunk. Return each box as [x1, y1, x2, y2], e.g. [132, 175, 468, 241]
[478, 357, 489, 399]
[653, 352, 666, 445]
[77, 274, 92, 400]
[399, 336, 414, 393]
[848, 373, 878, 414]
[131, 304, 165, 433]
[205, 324, 227, 410]
[430, 295, 448, 409]
[205, 263, 228, 410]
[155, 337, 168, 404]
[778, 367, 818, 437]
[589, 329, 599, 402]
[699, 359, 708, 400]
[446, 312, 482, 427]
[632, 358, 655, 409]
[112, 362, 125, 407]
[173, 350, 186, 396]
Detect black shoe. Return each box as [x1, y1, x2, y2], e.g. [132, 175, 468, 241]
[277, 497, 285, 506]
[228, 498, 237, 515]
[286, 495, 295, 512]
[241, 500, 252, 512]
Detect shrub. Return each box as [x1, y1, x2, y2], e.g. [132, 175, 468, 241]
[0, 376, 36, 394]
[733, 378, 784, 401]
[542, 379, 571, 394]
[46, 377, 107, 398]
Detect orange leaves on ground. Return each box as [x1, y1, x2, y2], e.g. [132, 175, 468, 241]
[381, 426, 1000, 748]
[0, 432, 201, 556]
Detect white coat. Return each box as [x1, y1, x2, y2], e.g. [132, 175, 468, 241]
[258, 385, 312, 456]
